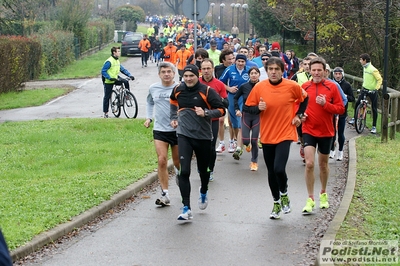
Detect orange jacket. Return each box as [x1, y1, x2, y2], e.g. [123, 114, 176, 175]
[175, 49, 192, 70]
[162, 45, 177, 64]
[138, 39, 151, 52]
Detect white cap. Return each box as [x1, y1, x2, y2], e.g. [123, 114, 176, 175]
[168, 38, 173, 42]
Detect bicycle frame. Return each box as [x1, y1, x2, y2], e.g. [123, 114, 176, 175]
[354, 89, 369, 134]
[110, 78, 138, 119]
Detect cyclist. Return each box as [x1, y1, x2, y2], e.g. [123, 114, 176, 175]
[101, 46, 135, 118]
[349, 53, 383, 134]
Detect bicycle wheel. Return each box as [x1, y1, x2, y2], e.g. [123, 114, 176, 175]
[355, 104, 366, 134]
[123, 91, 138, 118]
[110, 90, 121, 118]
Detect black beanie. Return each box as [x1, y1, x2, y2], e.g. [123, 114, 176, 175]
[183, 64, 199, 77]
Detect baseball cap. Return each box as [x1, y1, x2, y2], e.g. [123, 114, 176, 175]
[168, 38, 173, 43]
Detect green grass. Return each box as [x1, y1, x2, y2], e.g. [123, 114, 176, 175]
[0, 118, 157, 250]
[0, 88, 71, 110]
[39, 43, 129, 80]
[335, 135, 400, 265]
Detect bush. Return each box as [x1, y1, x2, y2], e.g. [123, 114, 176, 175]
[0, 36, 41, 93]
[30, 31, 75, 76]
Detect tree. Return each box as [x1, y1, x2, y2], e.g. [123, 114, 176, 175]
[163, 0, 183, 15]
[136, 0, 161, 16]
[113, 5, 145, 32]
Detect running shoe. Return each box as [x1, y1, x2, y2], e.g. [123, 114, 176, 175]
[280, 193, 291, 214]
[337, 151, 343, 161]
[233, 147, 243, 160]
[177, 206, 193, 220]
[209, 172, 214, 182]
[329, 150, 335, 159]
[216, 142, 225, 153]
[250, 162, 258, 171]
[104, 113, 109, 118]
[348, 118, 355, 125]
[319, 193, 329, 209]
[371, 126, 377, 134]
[228, 141, 235, 153]
[155, 193, 170, 206]
[300, 145, 305, 159]
[245, 144, 251, 152]
[198, 187, 208, 210]
[302, 198, 315, 214]
[258, 139, 262, 149]
[270, 201, 282, 219]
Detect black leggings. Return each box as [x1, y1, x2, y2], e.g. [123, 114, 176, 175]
[262, 140, 292, 201]
[208, 120, 219, 172]
[141, 51, 149, 65]
[177, 135, 211, 208]
[241, 112, 260, 163]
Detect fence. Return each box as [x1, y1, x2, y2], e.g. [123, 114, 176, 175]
[344, 73, 400, 142]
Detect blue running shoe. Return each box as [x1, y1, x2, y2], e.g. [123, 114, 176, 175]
[198, 187, 208, 210]
[177, 206, 193, 220]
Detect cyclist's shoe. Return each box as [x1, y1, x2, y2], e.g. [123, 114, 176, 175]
[233, 147, 243, 160]
[319, 193, 329, 209]
[209, 172, 214, 182]
[300, 145, 305, 159]
[216, 141, 225, 153]
[270, 201, 282, 219]
[280, 193, 291, 214]
[302, 198, 315, 214]
[337, 151, 343, 161]
[155, 193, 170, 207]
[198, 187, 208, 210]
[228, 141, 235, 153]
[371, 126, 377, 134]
[104, 113, 109, 118]
[329, 150, 335, 159]
[348, 118, 355, 125]
[177, 206, 193, 220]
[250, 162, 258, 171]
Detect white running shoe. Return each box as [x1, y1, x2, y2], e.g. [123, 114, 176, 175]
[329, 150, 335, 159]
[337, 150, 343, 161]
[228, 141, 235, 153]
[216, 142, 225, 153]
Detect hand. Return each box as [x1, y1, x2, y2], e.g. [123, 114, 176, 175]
[144, 119, 151, 128]
[130, 76, 135, 81]
[228, 86, 238, 94]
[258, 97, 266, 111]
[316, 94, 326, 106]
[194, 106, 205, 117]
[171, 120, 178, 128]
[235, 110, 242, 117]
[292, 116, 301, 127]
[109, 78, 117, 81]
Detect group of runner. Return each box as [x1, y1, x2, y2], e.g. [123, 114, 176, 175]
[140, 22, 382, 221]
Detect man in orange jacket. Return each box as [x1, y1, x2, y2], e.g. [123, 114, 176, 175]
[175, 45, 192, 81]
[139, 34, 151, 67]
[161, 38, 177, 64]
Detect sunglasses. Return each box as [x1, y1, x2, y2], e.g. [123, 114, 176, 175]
[261, 58, 269, 61]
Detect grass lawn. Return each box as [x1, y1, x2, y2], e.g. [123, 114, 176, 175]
[0, 118, 157, 250]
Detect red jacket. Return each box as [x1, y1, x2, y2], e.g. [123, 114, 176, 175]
[302, 79, 345, 137]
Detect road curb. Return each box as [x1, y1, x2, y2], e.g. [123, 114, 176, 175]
[314, 136, 359, 266]
[10, 161, 174, 261]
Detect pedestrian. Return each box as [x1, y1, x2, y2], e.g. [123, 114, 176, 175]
[138, 34, 151, 67]
[245, 57, 308, 219]
[0, 230, 12, 266]
[331, 67, 355, 161]
[144, 62, 180, 207]
[161, 39, 177, 64]
[349, 53, 382, 134]
[151, 35, 162, 66]
[199, 59, 228, 181]
[101, 46, 135, 118]
[170, 65, 226, 220]
[219, 54, 250, 158]
[234, 66, 261, 171]
[175, 44, 192, 81]
[231, 25, 239, 38]
[301, 57, 345, 214]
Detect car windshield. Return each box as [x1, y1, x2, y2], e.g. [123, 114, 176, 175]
[123, 35, 142, 42]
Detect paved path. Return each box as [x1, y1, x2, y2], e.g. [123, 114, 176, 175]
[3, 56, 359, 265]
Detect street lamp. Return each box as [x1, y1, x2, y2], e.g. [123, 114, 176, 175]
[235, 3, 241, 32]
[210, 3, 215, 26]
[313, 0, 317, 53]
[230, 3, 235, 28]
[242, 4, 248, 45]
[220, 3, 225, 30]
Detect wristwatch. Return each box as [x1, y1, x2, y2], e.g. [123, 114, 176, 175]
[297, 113, 304, 119]
[204, 110, 209, 117]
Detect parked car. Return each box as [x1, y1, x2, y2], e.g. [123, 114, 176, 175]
[121, 32, 143, 56]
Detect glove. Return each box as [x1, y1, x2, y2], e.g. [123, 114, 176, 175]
[109, 78, 117, 81]
[130, 76, 135, 81]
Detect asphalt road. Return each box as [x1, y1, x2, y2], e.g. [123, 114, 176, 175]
[2, 56, 358, 266]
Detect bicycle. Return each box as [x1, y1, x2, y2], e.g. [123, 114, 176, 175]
[110, 78, 138, 119]
[354, 88, 371, 133]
